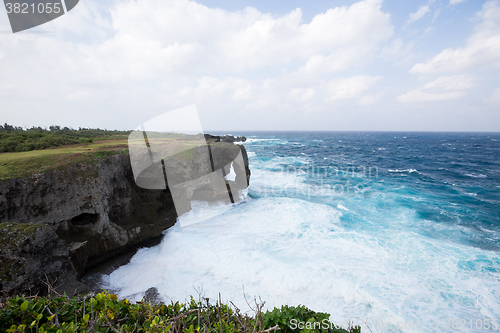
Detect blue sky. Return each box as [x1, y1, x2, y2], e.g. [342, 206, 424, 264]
[0, 0, 499, 131]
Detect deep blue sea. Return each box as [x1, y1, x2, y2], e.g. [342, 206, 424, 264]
[105, 132, 500, 333]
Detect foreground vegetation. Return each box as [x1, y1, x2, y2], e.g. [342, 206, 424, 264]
[0, 291, 360, 333]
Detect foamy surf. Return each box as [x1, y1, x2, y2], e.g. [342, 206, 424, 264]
[102, 132, 500, 333]
[104, 193, 500, 332]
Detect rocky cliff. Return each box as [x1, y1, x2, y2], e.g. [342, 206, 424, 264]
[0, 141, 250, 298]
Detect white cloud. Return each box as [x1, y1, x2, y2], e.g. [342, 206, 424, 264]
[3, 0, 497, 131]
[410, 1, 500, 74]
[397, 75, 475, 103]
[484, 87, 500, 103]
[289, 88, 316, 102]
[94, 0, 392, 76]
[379, 38, 415, 65]
[0, 0, 395, 130]
[327, 75, 382, 101]
[0, 0, 393, 81]
[407, 5, 430, 24]
[450, 0, 467, 4]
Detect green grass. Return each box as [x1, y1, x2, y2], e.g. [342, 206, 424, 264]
[0, 140, 129, 180]
[0, 125, 131, 153]
[0, 222, 43, 241]
[0, 124, 132, 179]
[0, 124, 220, 179]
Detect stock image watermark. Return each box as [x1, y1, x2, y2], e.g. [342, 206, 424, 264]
[251, 165, 378, 198]
[127, 105, 380, 224]
[3, 0, 79, 33]
[275, 165, 379, 179]
[289, 318, 499, 331]
[128, 105, 248, 227]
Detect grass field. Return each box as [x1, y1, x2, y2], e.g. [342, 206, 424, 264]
[0, 140, 129, 179]
[0, 131, 215, 180]
[0, 125, 131, 153]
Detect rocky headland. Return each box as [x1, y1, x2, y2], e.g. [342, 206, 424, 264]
[0, 136, 250, 299]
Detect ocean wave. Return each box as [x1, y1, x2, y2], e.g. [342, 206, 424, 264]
[337, 203, 349, 211]
[388, 169, 419, 174]
[101, 132, 500, 332]
[251, 155, 311, 170]
[464, 173, 487, 178]
[245, 138, 281, 143]
[104, 200, 500, 331]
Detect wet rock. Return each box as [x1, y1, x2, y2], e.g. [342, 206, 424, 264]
[144, 287, 161, 304]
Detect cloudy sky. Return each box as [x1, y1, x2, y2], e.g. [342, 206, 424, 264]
[1, 0, 499, 131]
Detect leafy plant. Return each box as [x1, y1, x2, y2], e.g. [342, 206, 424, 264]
[261, 305, 359, 333]
[0, 292, 361, 333]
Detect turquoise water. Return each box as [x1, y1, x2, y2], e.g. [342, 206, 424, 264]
[105, 132, 500, 333]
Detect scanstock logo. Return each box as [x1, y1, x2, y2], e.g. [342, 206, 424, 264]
[3, 0, 79, 33]
[128, 105, 247, 227]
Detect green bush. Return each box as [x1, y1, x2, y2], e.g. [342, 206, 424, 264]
[0, 292, 361, 333]
[0, 123, 130, 153]
[261, 305, 359, 333]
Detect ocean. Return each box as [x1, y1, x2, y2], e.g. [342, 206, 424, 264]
[102, 131, 500, 333]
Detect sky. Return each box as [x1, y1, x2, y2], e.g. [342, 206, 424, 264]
[0, 0, 499, 132]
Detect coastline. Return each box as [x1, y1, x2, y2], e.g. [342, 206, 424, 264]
[0, 135, 250, 299]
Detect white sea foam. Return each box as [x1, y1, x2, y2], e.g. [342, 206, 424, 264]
[103, 144, 500, 333]
[251, 156, 311, 171]
[245, 138, 281, 143]
[224, 162, 236, 182]
[337, 203, 349, 211]
[177, 205, 231, 227]
[105, 194, 500, 332]
[388, 169, 419, 174]
[465, 173, 487, 178]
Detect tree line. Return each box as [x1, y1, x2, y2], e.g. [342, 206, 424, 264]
[0, 123, 131, 153]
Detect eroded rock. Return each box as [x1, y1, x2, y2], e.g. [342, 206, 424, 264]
[0, 141, 250, 298]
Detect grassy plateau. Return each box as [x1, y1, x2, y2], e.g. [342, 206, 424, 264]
[0, 124, 132, 179]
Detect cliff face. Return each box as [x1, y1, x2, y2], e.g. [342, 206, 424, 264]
[0, 142, 250, 298]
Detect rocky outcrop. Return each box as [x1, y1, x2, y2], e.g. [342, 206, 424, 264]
[0, 223, 89, 297]
[204, 134, 247, 143]
[0, 141, 250, 298]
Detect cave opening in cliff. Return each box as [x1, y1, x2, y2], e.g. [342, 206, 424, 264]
[70, 213, 100, 226]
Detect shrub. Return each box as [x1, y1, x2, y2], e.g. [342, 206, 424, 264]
[0, 292, 360, 333]
[0, 123, 130, 153]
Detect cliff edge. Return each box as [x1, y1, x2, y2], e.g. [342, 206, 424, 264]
[0, 140, 250, 298]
